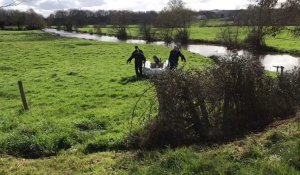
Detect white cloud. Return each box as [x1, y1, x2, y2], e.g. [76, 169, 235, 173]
[1, 0, 252, 16]
[186, 0, 250, 10]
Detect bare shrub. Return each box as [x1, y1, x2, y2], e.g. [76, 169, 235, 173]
[217, 26, 240, 49]
[139, 24, 156, 42]
[114, 27, 128, 40]
[128, 54, 300, 148]
[93, 25, 102, 35]
[160, 28, 174, 43]
[128, 69, 211, 148]
[244, 29, 267, 49]
[156, 0, 193, 44]
[214, 55, 297, 135]
[110, 11, 130, 40]
[174, 28, 190, 44]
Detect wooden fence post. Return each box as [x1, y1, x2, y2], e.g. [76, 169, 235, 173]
[280, 66, 285, 75]
[18, 81, 29, 111]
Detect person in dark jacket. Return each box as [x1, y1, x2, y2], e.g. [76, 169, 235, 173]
[153, 55, 161, 68]
[168, 46, 186, 70]
[127, 46, 146, 77]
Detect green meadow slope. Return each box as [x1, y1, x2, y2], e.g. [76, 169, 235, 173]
[0, 30, 299, 175]
[0, 30, 211, 158]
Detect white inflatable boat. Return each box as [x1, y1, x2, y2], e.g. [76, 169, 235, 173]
[143, 60, 169, 77]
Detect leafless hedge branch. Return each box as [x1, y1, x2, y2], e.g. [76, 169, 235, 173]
[128, 54, 300, 149]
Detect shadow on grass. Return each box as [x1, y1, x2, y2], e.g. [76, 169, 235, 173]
[119, 76, 146, 85]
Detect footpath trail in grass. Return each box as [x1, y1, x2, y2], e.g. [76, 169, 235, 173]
[0, 30, 211, 158]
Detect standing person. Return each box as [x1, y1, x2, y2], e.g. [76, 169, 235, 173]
[153, 55, 161, 68]
[168, 46, 186, 70]
[127, 46, 146, 78]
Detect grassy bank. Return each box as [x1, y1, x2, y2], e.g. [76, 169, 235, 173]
[1, 116, 299, 174]
[0, 30, 211, 158]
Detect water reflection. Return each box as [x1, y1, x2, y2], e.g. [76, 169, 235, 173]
[261, 54, 299, 72]
[43, 28, 300, 72]
[186, 44, 228, 57]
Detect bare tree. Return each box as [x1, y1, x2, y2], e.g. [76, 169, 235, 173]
[240, 0, 300, 49]
[281, 0, 300, 37]
[217, 25, 241, 49]
[242, 0, 283, 49]
[165, 0, 185, 11]
[0, 0, 27, 8]
[138, 11, 158, 42]
[25, 8, 45, 29]
[0, 9, 6, 29]
[156, 0, 194, 43]
[110, 11, 131, 39]
[0, 8, 45, 30]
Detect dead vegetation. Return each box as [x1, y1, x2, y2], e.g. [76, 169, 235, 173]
[128, 53, 300, 149]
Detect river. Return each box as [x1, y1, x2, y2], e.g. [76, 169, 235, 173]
[43, 28, 300, 72]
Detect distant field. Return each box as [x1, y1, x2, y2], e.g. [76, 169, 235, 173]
[265, 30, 300, 54]
[78, 25, 300, 54]
[0, 30, 211, 158]
[192, 19, 234, 27]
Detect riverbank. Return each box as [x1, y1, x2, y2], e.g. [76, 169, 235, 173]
[44, 28, 300, 72]
[76, 25, 300, 56]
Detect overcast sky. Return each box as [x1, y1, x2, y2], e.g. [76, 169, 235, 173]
[1, 0, 251, 16]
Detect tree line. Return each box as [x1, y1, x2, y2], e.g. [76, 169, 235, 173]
[45, 0, 196, 43]
[1, 0, 299, 46]
[47, 10, 160, 30]
[0, 9, 45, 30]
[216, 0, 300, 50]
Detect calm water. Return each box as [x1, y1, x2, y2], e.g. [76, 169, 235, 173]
[44, 28, 300, 72]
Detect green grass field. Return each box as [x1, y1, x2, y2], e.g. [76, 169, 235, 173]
[0, 30, 211, 158]
[192, 19, 234, 27]
[78, 25, 300, 54]
[0, 30, 299, 174]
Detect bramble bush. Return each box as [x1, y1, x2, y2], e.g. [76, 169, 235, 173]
[129, 54, 300, 148]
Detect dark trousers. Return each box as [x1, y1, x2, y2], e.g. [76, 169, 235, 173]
[169, 62, 178, 70]
[135, 64, 143, 77]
